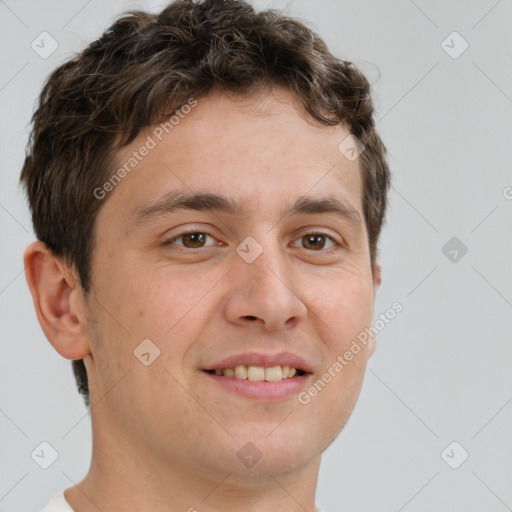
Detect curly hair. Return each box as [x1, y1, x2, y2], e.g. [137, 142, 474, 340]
[20, 0, 390, 408]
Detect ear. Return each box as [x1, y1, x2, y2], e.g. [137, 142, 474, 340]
[367, 260, 382, 358]
[372, 261, 381, 297]
[23, 241, 91, 360]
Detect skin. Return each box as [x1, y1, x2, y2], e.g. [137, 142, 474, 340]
[24, 86, 381, 512]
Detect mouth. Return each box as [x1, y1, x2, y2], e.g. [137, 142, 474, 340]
[201, 352, 313, 400]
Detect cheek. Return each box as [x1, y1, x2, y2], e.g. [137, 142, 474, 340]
[93, 262, 225, 379]
[312, 273, 374, 418]
[93, 258, 170, 334]
[313, 273, 374, 347]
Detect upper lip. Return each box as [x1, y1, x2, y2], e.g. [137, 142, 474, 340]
[203, 351, 313, 373]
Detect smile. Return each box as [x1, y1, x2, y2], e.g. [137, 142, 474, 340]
[202, 351, 313, 400]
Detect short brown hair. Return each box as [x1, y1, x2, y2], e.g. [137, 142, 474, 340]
[20, 0, 390, 408]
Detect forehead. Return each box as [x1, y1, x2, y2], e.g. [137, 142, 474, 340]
[104, 87, 364, 224]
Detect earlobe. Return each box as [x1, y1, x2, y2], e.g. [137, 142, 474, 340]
[24, 241, 91, 360]
[367, 336, 376, 358]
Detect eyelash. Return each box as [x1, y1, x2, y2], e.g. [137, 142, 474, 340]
[163, 229, 345, 253]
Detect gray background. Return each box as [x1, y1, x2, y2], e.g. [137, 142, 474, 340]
[1, 0, 511, 511]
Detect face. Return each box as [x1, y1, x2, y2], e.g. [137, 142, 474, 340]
[84, 87, 380, 482]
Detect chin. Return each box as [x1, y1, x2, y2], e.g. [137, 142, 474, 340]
[221, 421, 327, 478]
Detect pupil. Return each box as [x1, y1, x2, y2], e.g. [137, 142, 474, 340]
[184, 233, 205, 247]
[306, 234, 324, 250]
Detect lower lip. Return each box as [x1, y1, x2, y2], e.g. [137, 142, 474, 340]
[203, 371, 310, 400]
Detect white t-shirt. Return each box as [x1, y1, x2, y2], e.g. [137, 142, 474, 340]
[40, 489, 326, 511]
[39, 490, 74, 511]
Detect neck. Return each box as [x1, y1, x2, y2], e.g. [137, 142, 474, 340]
[64, 417, 321, 512]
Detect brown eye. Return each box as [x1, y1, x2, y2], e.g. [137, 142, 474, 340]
[302, 234, 325, 250]
[181, 232, 207, 248]
[165, 231, 215, 249]
[300, 233, 336, 251]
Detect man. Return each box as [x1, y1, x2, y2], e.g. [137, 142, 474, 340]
[21, 0, 390, 510]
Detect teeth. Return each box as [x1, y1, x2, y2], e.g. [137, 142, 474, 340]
[234, 365, 247, 379]
[265, 365, 282, 382]
[213, 365, 300, 381]
[223, 367, 235, 377]
[247, 365, 265, 381]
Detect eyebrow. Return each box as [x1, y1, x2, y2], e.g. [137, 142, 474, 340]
[133, 191, 363, 228]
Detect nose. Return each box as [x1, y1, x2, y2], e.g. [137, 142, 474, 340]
[222, 239, 308, 331]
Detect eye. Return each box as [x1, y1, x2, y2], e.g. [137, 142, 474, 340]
[163, 230, 342, 252]
[292, 232, 340, 251]
[164, 230, 217, 249]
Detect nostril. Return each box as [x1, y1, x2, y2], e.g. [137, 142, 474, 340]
[244, 316, 258, 321]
